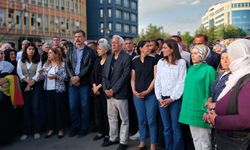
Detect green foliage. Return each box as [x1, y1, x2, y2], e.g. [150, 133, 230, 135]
[133, 24, 170, 43]
[195, 24, 247, 42]
[215, 24, 247, 39]
[181, 32, 194, 46]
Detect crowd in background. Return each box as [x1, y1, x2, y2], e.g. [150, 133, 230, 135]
[1, 30, 250, 150]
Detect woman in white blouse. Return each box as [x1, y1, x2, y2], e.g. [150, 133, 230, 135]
[17, 43, 42, 140]
[155, 39, 186, 150]
[39, 47, 67, 139]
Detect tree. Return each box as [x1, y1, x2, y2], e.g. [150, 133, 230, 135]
[195, 25, 216, 41]
[215, 24, 247, 40]
[133, 24, 170, 43]
[181, 32, 193, 46]
[195, 24, 247, 42]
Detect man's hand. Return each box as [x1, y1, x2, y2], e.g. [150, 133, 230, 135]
[105, 89, 113, 98]
[70, 76, 80, 86]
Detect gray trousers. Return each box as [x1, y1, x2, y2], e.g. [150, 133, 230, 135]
[107, 97, 129, 145]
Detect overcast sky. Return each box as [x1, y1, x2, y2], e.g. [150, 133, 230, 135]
[138, 0, 228, 35]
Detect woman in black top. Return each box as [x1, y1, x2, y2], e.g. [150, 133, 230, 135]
[91, 38, 110, 142]
[131, 40, 158, 150]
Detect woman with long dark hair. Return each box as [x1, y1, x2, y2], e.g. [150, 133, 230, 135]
[155, 39, 186, 150]
[131, 40, 158, 150]
[17, 43, 42, 140]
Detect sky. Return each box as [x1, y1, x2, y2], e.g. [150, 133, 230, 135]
[138, 0, 228, 35]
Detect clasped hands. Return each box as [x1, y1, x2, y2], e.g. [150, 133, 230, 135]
[133, 90, 150, 99]
[204, 100, 218, 126]
[159, 98, 173, 107]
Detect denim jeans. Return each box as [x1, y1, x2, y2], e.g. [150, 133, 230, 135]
[133, 94, 158, 144]
[159, 99, 184, 150]
[68, 84, 90, 129]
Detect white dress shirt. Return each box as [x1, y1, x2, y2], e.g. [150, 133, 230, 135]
[155, 58, 187, 101]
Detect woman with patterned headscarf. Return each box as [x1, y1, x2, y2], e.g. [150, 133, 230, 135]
[179, 44, 217, 150]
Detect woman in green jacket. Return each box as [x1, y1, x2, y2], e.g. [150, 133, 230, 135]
[179, 44, 216, 150]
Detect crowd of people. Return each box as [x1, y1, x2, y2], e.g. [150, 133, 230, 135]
[1, 29, 250, 150]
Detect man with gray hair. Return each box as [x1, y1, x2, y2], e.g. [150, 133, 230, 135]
[102, 35, 131, 150]
[16, 40, 30, 61]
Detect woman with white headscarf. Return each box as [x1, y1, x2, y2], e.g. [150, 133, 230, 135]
[208, 39, 250, 150]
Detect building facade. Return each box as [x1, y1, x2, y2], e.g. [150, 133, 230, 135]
[86, 0, 138, 41]
[0, 0, 86, 48]
[201, 0, 250, 34]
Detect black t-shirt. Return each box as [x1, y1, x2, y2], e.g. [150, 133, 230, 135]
[108, 56, 117, 80]
[96, 62, 104, 85]
[131, 55, 157, 93]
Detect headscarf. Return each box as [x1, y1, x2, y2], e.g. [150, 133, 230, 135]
[217, 39, 250, 100]
[191, 44, 209, 61]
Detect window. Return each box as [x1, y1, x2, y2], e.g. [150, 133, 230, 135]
[131, 14, 137, 22]
[66, 0, 69, 12]
[44, 15, 48, 32]
[70, 0, 74, 12]
[131, 1, 136, 9]
[50, 0, 54, 8]
[66, 19, 70, 32]
[124, 24, 129, 33]
[131, 26, 137, 34]
[108, 22, 112, 31]
[75, 0, 79, 13]
[61, 0, 65, 10]
[100, 23, 104, 33]
[24, 12, 28, 30]
[16, 11, 21, 29]
[55, 16, 60, 32]
[31, 13, 36, 31]
[0, 9, 5, 27]
[50, 16, 54, 32]
[44, 0, 48, 6]
[31, 0, 36, 5]
[108, 9, 112, 18]
[108, 0, 112, 4]
[71, 19, 75, 32]
[61, 17, 65, 32]
[56, 0, 59, 8]
[100, 9, 104, 18]
[38, 0, 42, 6]
[116, 9, 121, 19]
[115, 0, 121, 5]
[124, 0, 129, 7]
[100, 0, 103, 4]
[116, 23, 122, 32]
[75, 20, 80, 29]
[124, 12, 129, 20]
[37, 14, 42, 31]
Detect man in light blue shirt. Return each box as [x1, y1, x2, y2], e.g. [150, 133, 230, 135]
[65, 30, 95, 138]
